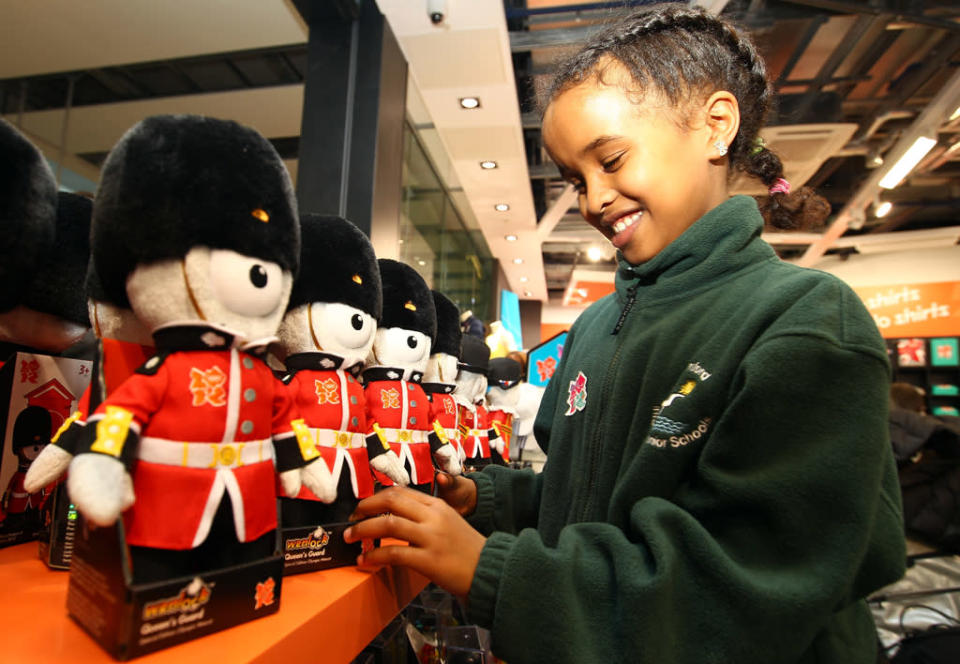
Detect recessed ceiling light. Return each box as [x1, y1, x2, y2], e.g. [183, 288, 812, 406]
[524, 290, 532, 297]
[520, 276, 528, 283]
[587, 246, 604, 262]
[480, 160, 498, 170]
[513, 258, 523, 264]
[459, 97, 481, 109]
[505, 234, 518, 242]
[417, 259, 427, 266]
[494, 203, 510, 212]
[874, 200, 893, 218]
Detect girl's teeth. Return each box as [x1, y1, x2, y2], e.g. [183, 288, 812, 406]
[612, 211, 642, 234]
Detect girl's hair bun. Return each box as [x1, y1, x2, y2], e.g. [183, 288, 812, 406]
[756, 186, 831, 231]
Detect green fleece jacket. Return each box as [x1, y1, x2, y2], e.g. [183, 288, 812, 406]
[466, 196, 905, 664]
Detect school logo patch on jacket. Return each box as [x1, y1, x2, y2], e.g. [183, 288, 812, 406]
[566, 371, 587, 416]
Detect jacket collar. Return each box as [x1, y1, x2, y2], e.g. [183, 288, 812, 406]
[285, 351, 362, 377]
[152, 324, 238, 352]
[614, 196, 776, 303]
[362, 366, 423, 384]
[422, 382, 455, 394]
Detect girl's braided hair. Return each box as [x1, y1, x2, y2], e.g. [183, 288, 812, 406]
[541, 4, 830, 230]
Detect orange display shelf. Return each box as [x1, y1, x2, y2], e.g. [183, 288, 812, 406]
[0, 541, 427, 664]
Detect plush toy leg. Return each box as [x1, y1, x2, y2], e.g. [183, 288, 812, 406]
[280, 468, 359, 528]
[128, 493, 274, 584]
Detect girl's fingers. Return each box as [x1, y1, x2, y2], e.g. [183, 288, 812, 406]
[349, 486, 437, 522]
[344, 512, 426, 546]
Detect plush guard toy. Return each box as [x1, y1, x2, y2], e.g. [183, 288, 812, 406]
[422, 290, 465, 468]
[485, 356, 524, 465]
[0, 120, 91, 356]
[64, 114, 334, 582]
[277, 213, 406, 526]
[455, 334, 493, 470]
[364, 259, 460, 492]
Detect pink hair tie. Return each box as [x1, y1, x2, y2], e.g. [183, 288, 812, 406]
[769, 178, 791, 195]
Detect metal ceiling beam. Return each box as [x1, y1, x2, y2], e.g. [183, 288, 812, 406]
[788, 14, 879, 122]
[780, 0, 960, 33]
[797, 65, 960, 266]
[537, 184, 579, 241]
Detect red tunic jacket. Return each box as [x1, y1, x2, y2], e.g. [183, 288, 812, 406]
[423, 383, 462, 459]
[79, 326, 300, 550]
[488, 408, 515, 462]
[283, 352, 374, 500]
[363, 367, 434, 487]
[458, 400, 492, 461]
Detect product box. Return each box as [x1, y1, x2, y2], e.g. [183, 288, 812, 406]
[280, 521, 364, 574]
[37, 482, 78, 569]
[930, 337, 960, 367]
[897, 338, 927, 367]
[67, 515, 283, 660]
[0, 351, 91, 549]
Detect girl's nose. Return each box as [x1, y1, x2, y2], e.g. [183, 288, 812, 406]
[584, 177, 615, 217]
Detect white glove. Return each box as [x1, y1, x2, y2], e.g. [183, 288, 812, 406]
[279, 468, 302, 498]
[24, 444, 73, 492]
[369, 450, 409, 487]
[300, 459, 337, 503]
[433, 444, 462, 476]
[67, 453, 135, 526]
[492, 436, 505, 455]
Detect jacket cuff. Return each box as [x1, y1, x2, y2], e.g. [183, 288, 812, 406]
[466, 471, 496, 533]
[466, 531, 515, 629]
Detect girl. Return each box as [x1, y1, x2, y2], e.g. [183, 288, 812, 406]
[344, 6, 905, 663]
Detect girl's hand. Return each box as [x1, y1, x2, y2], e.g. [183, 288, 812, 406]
[434, 471, 478, 516]
[344, 487, 486, 597]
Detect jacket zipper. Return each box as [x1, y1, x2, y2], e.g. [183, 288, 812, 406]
[581, 287, 636, 521]
[612, 284, 639, 335]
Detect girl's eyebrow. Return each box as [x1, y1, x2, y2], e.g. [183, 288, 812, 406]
[580, 135, 622, 156]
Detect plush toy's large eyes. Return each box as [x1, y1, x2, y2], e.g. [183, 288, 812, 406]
[324, 303, 375, 350]
[376, 327, 431, 365]
[209, 249, 284, 317]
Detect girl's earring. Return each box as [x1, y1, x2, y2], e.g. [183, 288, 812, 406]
[713, 140, 728, 157]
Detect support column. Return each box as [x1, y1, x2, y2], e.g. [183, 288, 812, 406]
[292, 0, 407, 239]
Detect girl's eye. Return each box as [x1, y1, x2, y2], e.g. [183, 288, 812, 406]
[602, 154, 623, 170]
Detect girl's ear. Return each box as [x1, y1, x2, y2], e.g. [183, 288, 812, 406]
[703, 90, 740, 159]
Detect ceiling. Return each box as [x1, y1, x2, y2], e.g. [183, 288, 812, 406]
[3, 0, 960, 310]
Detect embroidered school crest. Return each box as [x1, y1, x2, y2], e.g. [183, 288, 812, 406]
[565, 371, 587, 416]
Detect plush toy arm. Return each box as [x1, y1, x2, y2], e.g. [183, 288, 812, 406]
[300, 459, 337, 503]
[24, 411, 86, 492]
[278, 469, 301, 498]
[368, 450, 409, 487]
[67, 453, 135, 526]
[427, 424, 462, 475]
[432, 443, 462, 476]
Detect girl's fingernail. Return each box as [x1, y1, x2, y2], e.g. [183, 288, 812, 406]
[343, 527, 353, 541]
[356, 554, 365, 566]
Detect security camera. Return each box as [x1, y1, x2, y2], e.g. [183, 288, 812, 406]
[427, 0, 445, 24]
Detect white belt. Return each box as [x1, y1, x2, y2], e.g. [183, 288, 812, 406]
[308, 428, 366, 449]
[378, 428, 429, 444]
[464, 429, 485, 438]
[139, 436, 274, 469]
[445, 428, 459, 441]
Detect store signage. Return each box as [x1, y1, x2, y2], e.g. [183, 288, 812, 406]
[527, 331, 567, 387]
[851, 280, 960, 338]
